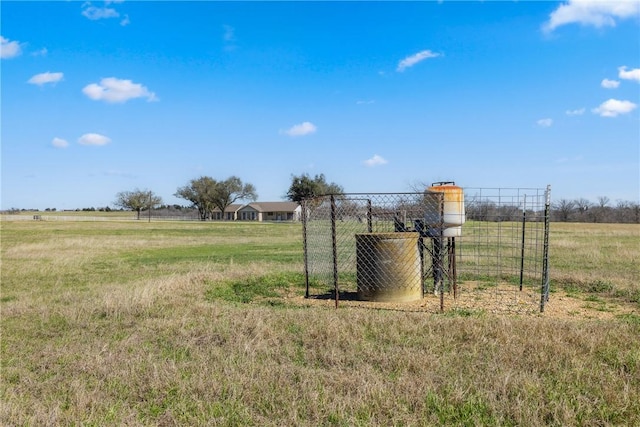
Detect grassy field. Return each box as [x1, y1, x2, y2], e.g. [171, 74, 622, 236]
[1, 218, 638, 426]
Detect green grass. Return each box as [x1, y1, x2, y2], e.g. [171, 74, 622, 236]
[205, 272, 304, 304]
[1, 218, 639, 426]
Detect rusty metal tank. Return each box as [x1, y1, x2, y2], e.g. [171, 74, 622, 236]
[355, 232, 423, 302]
[425, 182, 465, 237]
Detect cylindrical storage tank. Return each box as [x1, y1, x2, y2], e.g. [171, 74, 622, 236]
[356, 232, 422, 302]
[425, 182, 465, 237]
[440, 225, 462, 238]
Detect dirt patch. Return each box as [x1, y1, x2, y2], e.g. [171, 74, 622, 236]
[288, 282, 639, 320]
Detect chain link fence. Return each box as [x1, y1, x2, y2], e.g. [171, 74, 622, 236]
[302, 186, 551, 314]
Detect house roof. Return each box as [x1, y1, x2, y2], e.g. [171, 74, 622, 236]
[240, 201, 300, 212]
[211, 203, 243, 213]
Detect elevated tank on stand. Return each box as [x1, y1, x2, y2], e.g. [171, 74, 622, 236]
[425, 182, 465, 237]
[424, 182, 465, 302]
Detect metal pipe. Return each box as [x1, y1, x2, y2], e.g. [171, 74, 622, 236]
[449, 237, 457, 299]
[540, 186, 551, 313]
[439, 194, 445, 312]
[331, 195, 339, 309]
[302, 199, 310, 299]
[432, 236, 441, 296]
[519, 195, 527, 291]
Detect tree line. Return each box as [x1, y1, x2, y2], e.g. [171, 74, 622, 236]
[463, 198, 639, 224]
[7, 175, 637, 224]
[551, 197, 639, 224]
[114, 173, 343, 220]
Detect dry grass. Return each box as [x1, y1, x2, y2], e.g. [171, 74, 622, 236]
[549, 223, 639, 317]
[1, 218, 639, 426]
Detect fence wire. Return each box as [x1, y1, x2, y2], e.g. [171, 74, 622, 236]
[303, 187, 551, 314]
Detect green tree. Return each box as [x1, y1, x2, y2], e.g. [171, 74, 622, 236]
[114, 189, 162, 220]
[210, 176, 258, 216]
[175, 176, 257, 220]
[175, 176, 216, 220]
[286, 173, 344, 203]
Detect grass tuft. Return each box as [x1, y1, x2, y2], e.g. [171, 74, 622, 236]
[205, 272, 304, 304]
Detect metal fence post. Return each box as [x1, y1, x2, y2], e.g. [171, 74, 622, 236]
[302, 199, 310, 299]
[519, 195, 527, 291]
[331, 195, 339, 308]
[449, 237, 457, 299]
[438, 194, 445, 312]
[540, 185, 551, 313]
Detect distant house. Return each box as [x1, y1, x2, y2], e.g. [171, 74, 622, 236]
[210, 204, 243, 220]
[236, 201, 301, 222]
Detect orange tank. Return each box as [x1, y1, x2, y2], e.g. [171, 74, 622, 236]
[426, 182, 465, 237]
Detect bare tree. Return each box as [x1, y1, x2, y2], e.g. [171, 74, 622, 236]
[613, 200, 640, 224]
[552, 199, 575, 222]
[114, 189, 162, 220]
[597, 196, 610, 208]
[588, 196, 612, 223]
[574, 198, 591, 212]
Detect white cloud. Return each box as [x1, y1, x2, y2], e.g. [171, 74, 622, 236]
[82, 1, 129, 24]
[222, 25, 237, 51]
[28, 72, 64, 86]
[397, 50, 440, 72]
[282, 121, 317, 137]
[223, 25, 235, 42]
[82, 77, 157, 103]
[364, 154, 388, 167]
[618, 66, 640, 82]
[82, 4, 119, 20]
[543, 0, 640, 33]
[356, 100, 375, 105]
[601, 78, 620, 89]
[1, 36, 22, 59]
[592, 98, 637, 117]
[78, 133, 111, 146]
[52, 137, 69, 148]
[537, 118, 553, 127]
[566, 107, 586, 116]
[32, 48, 48, 57]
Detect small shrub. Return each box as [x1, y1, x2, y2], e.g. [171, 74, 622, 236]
[587, 280, 615, 293]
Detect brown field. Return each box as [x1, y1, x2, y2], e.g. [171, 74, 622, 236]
[1, 218, 638, 426]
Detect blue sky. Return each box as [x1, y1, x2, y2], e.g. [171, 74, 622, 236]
[1, 1, 639, 210]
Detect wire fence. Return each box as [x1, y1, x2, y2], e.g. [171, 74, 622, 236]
[1, 211, 203, 222]
[302, 186, 551, 314]
[0, 214, 138, 222]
